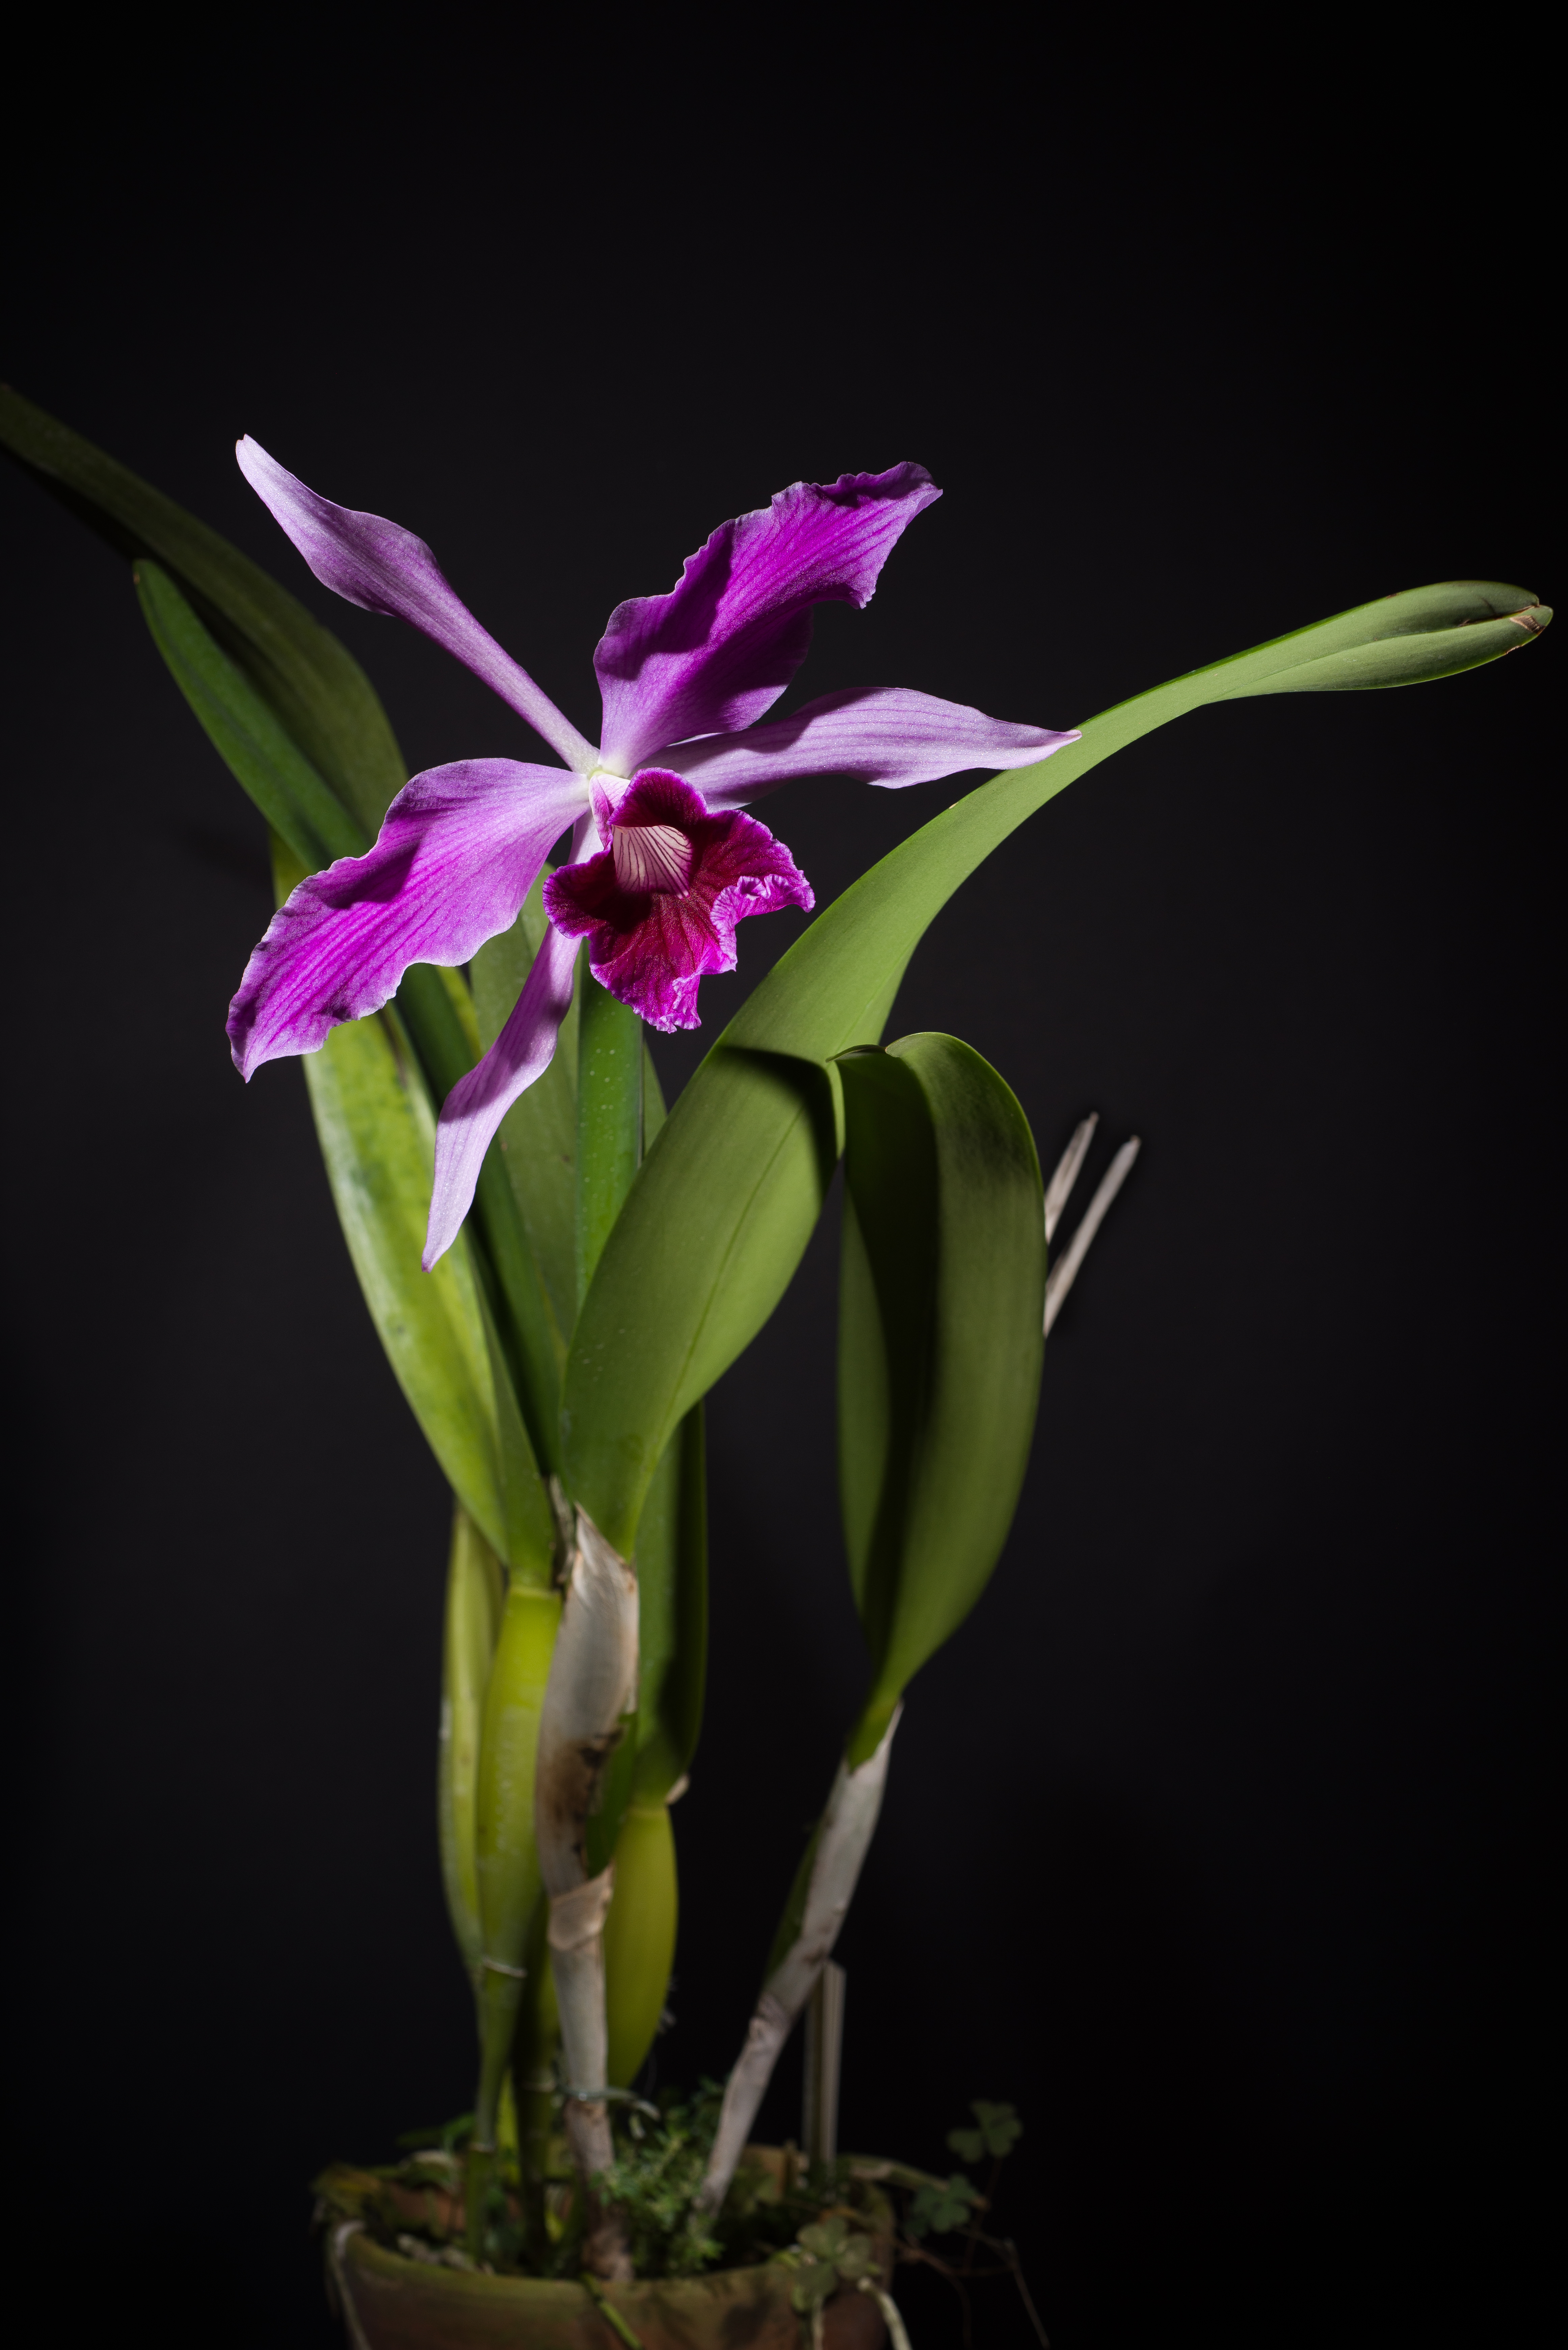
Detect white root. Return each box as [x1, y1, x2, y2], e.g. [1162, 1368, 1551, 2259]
[533, 1509, 639, 2279]
[1043, 1113, 1099, 1244]
[859, 2277, 915, 2350]
[695, 1709, 902, 2216]
[1045, 1137, 1140, 1335]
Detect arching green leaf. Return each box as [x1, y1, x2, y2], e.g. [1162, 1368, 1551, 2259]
[135, 558, 367, 867]
[561, 580, 1548, 1551]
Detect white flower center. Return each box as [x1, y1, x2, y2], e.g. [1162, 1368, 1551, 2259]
[612, 820, 694, 896]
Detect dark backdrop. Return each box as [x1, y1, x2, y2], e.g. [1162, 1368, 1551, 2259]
[2, 36, 1555, 2350]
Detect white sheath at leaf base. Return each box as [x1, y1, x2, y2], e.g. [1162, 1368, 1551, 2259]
[534, 1509, 638, 2273]
[696, 1707, 902, 2215]
[549, 1865, 616, 2165]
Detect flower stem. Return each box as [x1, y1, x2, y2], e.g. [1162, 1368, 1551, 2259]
[576, 975, 642, 1309]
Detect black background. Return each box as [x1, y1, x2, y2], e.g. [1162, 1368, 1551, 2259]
[2, 31, 1556, 2349]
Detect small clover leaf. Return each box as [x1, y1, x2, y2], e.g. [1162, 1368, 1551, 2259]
[832, 2233, 877, 2283]
[971, 2099, 1023, 2157]
[906, 2174, 981, 2240]
[947, 2098, 1023, 2163]
[790, 2257, 837, 2314]
[799, 2216, 849, 2263]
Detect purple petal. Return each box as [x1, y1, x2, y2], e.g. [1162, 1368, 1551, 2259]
[235, 439, 597, 771]
[425, 922, 581, 1267]
[593, 466, 942, 775]
[661, 687, 1080, 809]
[228, 760, 586, 1076]
[545, 769, 813, 1033]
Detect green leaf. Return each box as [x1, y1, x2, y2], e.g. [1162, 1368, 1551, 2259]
[837, 1037, 1045, 1760]
[906, 2174, 980, 2240]
[629, 1405, 708, 1803]
[562, 1048, 841, 1551]
[394, 954, 563, 1477]
[560, 580, 1548, 1551]
[832, 2234, 878, 2284]
[0, 383, 406, 833]
[437, 1505, 505, 1978]
[280, 834, 554, 1582]
[950, 2100, 1022, 2161]
[790, 2258, 837, 2314]
[9, 388, 570, 1507]
[131, 534, 564, 1477]
[135, 559, 367, 868]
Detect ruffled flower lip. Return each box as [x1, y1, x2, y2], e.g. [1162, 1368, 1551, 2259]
[544, 771, 814, 1033]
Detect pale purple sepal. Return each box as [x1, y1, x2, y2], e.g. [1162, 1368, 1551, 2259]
[235, 439, 596, 772]
[544, 771, 813, 1033]
[593, 466, 941, 776]
[425, 921, 581, 1268]
[228, 759, 586, 1076]
[664, 687, 1080, 809]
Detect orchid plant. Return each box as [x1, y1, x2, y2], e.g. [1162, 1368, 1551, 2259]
[1, 384, 1548, 2311]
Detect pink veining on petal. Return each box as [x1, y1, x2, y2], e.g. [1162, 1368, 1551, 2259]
[593, 466, 942, 774]
[543, 770, 814, 1033]
[228, 759, 587, 1075]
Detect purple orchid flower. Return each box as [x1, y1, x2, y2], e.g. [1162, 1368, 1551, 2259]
[227, 444, 1078, 1266]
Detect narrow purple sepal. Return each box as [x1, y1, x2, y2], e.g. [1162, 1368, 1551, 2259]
[662, 686, 1080, 808]
[593, 466, 941, 775]
[235, 439, 596, 770]
[425, 922, 581, 1268]
[228, 759, 586, 1075]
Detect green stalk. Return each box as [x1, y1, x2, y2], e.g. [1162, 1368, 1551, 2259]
[511, 1898, 561, 2266]
[576, 974, 643, 1308]
[469, 1573, 561, 2248]
[437, 1505, 505, 1981]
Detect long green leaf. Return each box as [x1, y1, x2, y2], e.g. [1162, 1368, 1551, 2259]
[135, 559, 367, 868]
[836, 1038, 1044, 1763]
[7, 389, 576, 1533]
[0, 384, 404, 833]
[278, 834, 554, 1582]
[438, 1504, 505, 1979]
[628, 1404, 708, 1803]
[562, 579, 1549, 1550]
[131, 534, 563, 1472]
